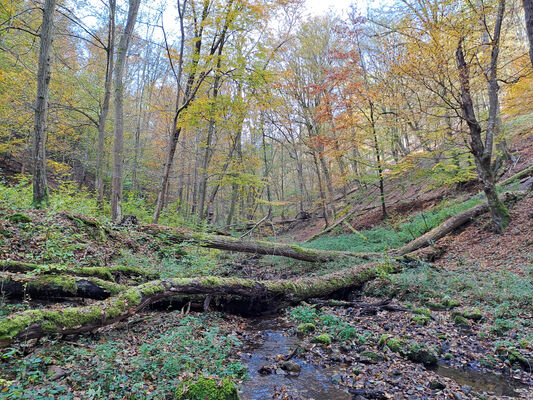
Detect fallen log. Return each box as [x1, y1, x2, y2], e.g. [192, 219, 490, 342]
[392, 191, 523, 256]
[0, 260, 156, 282]
[0, 260, 402, 346]
[138, 225, 372, 262]
[0, 272, 127, 300]
[499, 163, 533, 187]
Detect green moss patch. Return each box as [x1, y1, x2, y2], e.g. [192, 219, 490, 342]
[175, 377, 239, 400]
[297, 323, 316, 336]
[311, 333, 331, 345]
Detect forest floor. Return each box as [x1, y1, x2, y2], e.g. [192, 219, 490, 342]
[0, 175, 532, 399]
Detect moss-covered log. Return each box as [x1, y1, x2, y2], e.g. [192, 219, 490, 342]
[0, 272, 127, 300]
[499, 163, 533, 187]
[0, 260, 402, 346]
[139, 225, 371, 262]
[393, 191, 523, 256]
[0, 260, 157, 282]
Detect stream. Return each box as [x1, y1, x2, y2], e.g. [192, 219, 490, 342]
[239, 319, 351, 400]
[238, 318, 530, 400]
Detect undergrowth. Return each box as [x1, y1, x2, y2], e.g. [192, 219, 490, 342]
[304, 195, 484, 253]
[0, 176, 196, 229]
[0, 313, 246, 399]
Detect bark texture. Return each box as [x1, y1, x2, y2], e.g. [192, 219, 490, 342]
[32, 0, 56, 207]
[0, 272, 125, 300]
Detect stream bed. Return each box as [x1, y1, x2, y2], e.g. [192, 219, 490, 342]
[239, 319, 351, 400]
[238, 318, 530, 399]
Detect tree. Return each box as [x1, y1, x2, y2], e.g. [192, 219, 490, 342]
[455, 0, 510, 233]
[32, 0, 57, 207]
[110, 0, 142, 223]
[523, 0, 533, 64]
[95, 0, 116, 207]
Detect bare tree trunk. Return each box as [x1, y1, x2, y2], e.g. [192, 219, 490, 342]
[370, 103, 387, 219]
[455, 1, 509, 233]
[95, 0, 115, 207]
[198, 35, 227, 220]
[32, 0, 57, 207]
[523, 0, 533, 65]
[312, 152, 329, 227]
[110, 0, 141, 223]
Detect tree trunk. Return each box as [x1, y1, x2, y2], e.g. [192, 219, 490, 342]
[138, 225, 369, 262]
[0, 260, 401, 346]
[456, 11, 509, 233]
[370, 110, 387, 219]
[110, 0, 141, 223]
[32, 0, 57, 208]
[394, 191, 521, 256]
[523, 0, 533, 65]
[0, 272, 125, 300]
[95, 0, 115, 207]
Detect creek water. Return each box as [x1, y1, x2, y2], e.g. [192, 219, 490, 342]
[238, 320, 351, 400]
[238, 319, 531, 399]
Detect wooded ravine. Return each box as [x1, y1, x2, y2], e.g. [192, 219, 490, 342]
[0, 0, 532, 399]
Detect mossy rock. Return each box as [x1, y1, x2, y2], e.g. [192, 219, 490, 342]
[175, 377, 239, 400]
[463, 308, 483, 321]
[311, 333, 331, 345]
[297, 323, 316, 336]
[8, 213, 31, 224]
[386, 338, 405, 353]
[411, 314, 430, 326]
[453, 315, 470, 328]
[378, 335, 405, 353]
[405, 343, 438, 366]
[442, 297, 460, 309]
[413, 308, 431, 317]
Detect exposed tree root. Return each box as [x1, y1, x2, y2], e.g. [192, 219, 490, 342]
[0, 260, 404, 346]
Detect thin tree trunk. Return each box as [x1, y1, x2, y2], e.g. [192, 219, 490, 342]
[312, 152, 329, 227]
[198, 39, 226, 220]
[95, 0, 115, 207]
[32, 0, 57, 207]
[523, 0, 533, 65]
[370, 103, 387, 219]
[110, 0, 141, 223]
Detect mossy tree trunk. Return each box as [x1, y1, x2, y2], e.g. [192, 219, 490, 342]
[139, 225, 372, 262]
[0, 272, 126, 300]
[0, 261, 402, 346]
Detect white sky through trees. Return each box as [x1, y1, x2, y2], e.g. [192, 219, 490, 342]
[305, 0, 354, 15]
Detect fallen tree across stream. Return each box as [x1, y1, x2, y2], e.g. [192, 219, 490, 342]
[0, 259, 410, 346]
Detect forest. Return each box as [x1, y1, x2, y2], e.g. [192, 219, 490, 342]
[0, 0, 532, 398]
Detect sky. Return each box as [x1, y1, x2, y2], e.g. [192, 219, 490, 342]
[305, 0, 355, 16]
